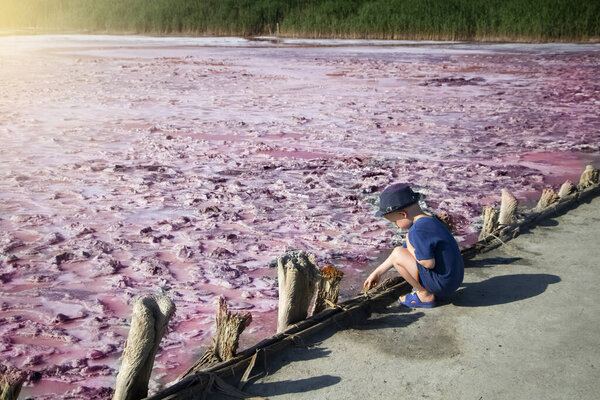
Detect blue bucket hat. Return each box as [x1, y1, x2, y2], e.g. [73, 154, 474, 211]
[375, 183, 419, 217]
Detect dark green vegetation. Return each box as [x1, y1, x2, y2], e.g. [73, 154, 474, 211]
[1, 0, 599, 42]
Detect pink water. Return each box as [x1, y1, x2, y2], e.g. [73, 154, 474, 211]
[1, 36, 599, 398]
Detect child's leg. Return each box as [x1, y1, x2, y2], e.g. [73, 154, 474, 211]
[388, 247, 435, 302]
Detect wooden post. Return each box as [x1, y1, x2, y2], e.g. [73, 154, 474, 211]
[436, 211, 454, 232]
[498, 189, 518, 226]
[276, 250, 320, 333]
[179, 297, 251, 380]
[557, 180, 575, 198]
[579, 165, 599, 189]
[479, 205, 499, 240]
[536, 188, 558, 211]
[113, 293, 175, 400]
[0, 366, 26, 400]
[312, 264, 344, 315]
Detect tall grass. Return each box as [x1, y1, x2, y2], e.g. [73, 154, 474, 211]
[1, 0, 598, 41]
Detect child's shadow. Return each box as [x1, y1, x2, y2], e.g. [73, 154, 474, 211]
[451, 273, 561, 307]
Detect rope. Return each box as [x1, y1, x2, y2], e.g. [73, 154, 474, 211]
[238, 351, 259, 390]
[283, 333, 308, 348]
[324, 298, 349, 311]
[488, 232, 507, 247]
[488, 227, 519, 252]
[192, 371, 266, 399]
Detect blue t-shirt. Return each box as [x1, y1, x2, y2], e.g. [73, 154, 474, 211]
[405, 216, 464, 298]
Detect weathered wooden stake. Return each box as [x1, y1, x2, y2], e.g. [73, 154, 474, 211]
[479, 205, 499, 240]
[179, 297, 251, 380]
[557, 179, 575, 198]
[312, 264, 344, 315]
[579, 164, 599, 189]
[498, 189, 518, 226]
[536, 188, 558, 211]
[0, 366, 26, 400]
[436, 211, 454, 232]
[276, 250, 320, 333]
[113, 293, 175, 400]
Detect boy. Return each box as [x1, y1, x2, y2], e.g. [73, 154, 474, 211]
[363, 183, 464, 308]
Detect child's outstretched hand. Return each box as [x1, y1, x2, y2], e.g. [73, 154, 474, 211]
[363, 271, 381, 290]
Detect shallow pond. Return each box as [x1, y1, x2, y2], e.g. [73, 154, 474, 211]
[1, 35, 599, 398]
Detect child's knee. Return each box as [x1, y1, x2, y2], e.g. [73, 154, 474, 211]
[391, 246, 409, 261]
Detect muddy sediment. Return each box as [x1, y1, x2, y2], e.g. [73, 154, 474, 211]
[0, 36, 599, 398]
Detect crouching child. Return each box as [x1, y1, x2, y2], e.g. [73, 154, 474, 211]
[363, 183, 464, 308]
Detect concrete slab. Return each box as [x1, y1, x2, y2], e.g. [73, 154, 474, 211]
[217, 196, 600, 400]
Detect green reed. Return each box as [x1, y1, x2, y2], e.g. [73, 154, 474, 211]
[1, 0, 598, 41]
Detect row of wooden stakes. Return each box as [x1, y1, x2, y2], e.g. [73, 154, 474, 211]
[0, 251, 345, 400]
[110, 250, 344, 400]
[1, 164, 598, 400]
[478, 164, 599, 241]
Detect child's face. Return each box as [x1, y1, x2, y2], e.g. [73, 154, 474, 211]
[385, 210, 412, 229]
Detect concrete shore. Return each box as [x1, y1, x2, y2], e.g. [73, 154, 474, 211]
[219, 195, 600, 400]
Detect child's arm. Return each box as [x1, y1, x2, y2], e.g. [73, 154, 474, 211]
[407, 232, 436, 269]
[363, 253, 395, 289]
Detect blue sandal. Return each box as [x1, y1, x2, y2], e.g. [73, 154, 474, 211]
[398, 292, 436, 308]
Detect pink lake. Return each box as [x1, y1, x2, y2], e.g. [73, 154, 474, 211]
[0, 35, 599, 398]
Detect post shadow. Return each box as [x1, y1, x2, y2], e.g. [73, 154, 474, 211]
[451, 273, 561, 307]
[232, 341, 339, 399]
[515, 217, 559, 238]
[235, 304, 425, 399]
[350, 308, 425, 331]
[246, 375, 342, 397]
[534, 218, 559, 227]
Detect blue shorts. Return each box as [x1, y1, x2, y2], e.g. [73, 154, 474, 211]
[416, 261, 459, 299]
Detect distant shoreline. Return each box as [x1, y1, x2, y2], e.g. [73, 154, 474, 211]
[1, 29, 599, 45]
